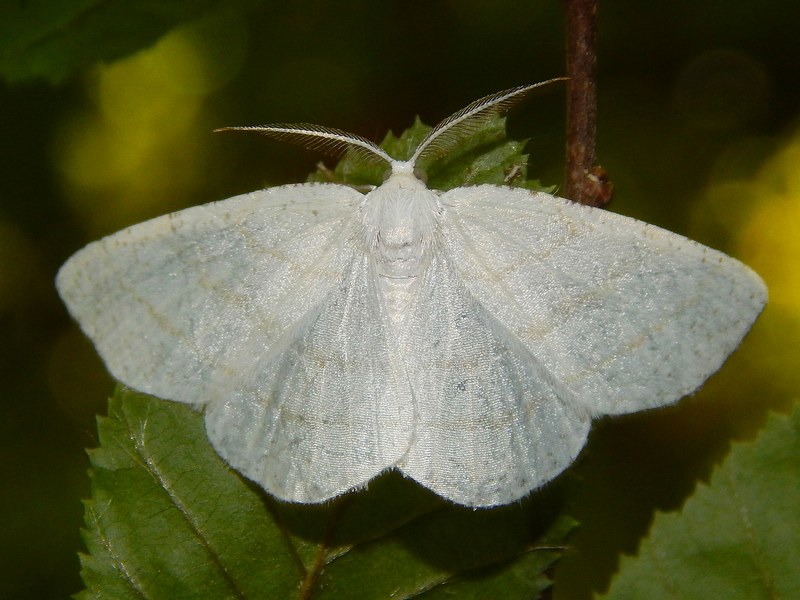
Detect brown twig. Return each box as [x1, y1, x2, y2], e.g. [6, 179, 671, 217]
[563, 0, 613, 207]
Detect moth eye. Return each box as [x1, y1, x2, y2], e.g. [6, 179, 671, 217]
[413, 167, 428, 183]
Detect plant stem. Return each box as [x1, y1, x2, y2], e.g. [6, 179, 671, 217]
[563, 0, 613, 206]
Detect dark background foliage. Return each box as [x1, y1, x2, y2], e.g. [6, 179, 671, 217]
[1, 1, 798, 598]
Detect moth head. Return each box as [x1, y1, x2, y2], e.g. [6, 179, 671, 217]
[380, 160, 428, 190]
[214, 78, 565, 189]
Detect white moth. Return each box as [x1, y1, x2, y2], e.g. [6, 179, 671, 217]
[57, 82, 767, 508]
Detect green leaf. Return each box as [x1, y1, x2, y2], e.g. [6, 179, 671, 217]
[77, 387, 302, 599]
[602, 404, 800, 600]
[0, 0, 242, 83]
[78, 389, 577, 599]
[307, 114, 555, 193]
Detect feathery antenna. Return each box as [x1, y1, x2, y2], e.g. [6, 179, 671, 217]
[214, 124, 394, 167]
[410, 78, 567, 168]
[216, 79, 566, 178]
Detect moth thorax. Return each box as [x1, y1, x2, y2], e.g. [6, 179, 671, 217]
[364, 187, 437, 279]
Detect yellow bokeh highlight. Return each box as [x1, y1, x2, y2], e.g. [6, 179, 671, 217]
[737, 136, 800, 315]
[684, 126, 800, 410]
[692, 129, 800, 318]
[54, 12, 246, 236]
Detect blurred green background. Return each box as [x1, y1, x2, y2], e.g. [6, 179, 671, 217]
[1, 1, 798, 598]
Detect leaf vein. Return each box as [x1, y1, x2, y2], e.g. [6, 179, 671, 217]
[86, 500, 150, 599]
[124, 403, 248, 600]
